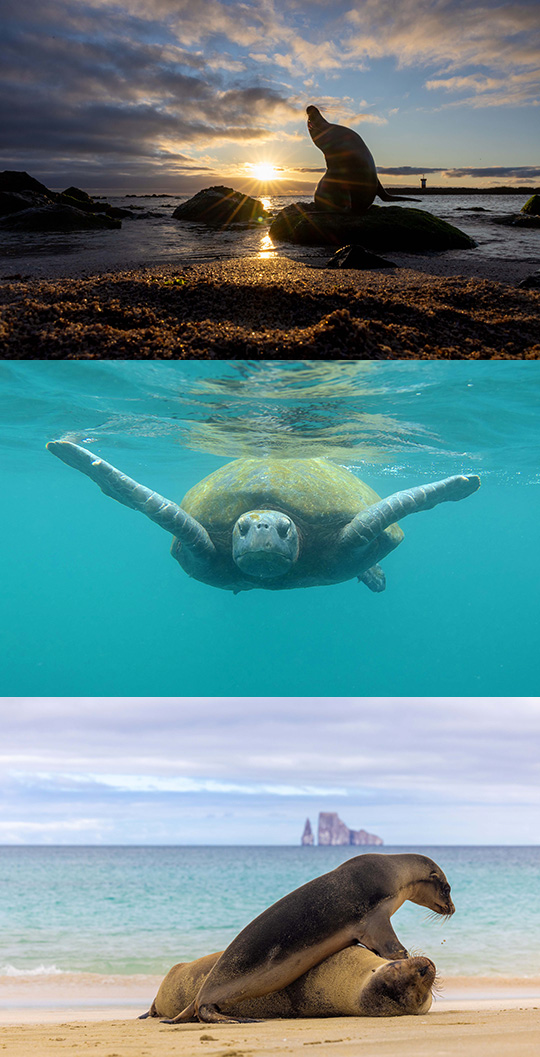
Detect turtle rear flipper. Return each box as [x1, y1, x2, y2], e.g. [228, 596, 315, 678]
[46, 440, 216, 570]
[359, 564, 386, 592]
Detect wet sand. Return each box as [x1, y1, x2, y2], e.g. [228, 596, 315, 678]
[1, 1005, 539, 1057]
[1, 256, 538, 357]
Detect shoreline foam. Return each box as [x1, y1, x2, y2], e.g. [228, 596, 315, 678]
[1, 972, 538, 1024]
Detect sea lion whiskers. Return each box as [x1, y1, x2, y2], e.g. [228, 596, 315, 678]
[424, 908, 454, 925]
[431, 971, 445, 998]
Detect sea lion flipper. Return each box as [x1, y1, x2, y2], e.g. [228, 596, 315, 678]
[376, 179, 420, 203]
[197, 1003, 260, 1024]
[357, 909, 408, 961]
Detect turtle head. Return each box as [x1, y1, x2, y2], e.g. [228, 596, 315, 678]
[232, 510, 299, 579]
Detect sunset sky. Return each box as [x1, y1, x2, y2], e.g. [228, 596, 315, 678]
[1, 0, 539, 193]
[2, 697, 538, 845]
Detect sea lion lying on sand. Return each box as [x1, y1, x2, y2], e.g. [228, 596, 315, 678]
[149, 853, 453, 1023]
[140, 946, 437, 1020]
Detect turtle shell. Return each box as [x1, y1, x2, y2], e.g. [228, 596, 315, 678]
[180, 457, 403, 548]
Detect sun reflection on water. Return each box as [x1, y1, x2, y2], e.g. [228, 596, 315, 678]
[258, 232, 276, 259]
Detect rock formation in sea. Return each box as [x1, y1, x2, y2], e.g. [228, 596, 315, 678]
[0, 171, 142, 232]
[521, 194, 540, 216]
[301, 818, 314, 846]
[301, 812, 383, 846]
[269, 201, 476, 251]
[172, 186, 267, 227]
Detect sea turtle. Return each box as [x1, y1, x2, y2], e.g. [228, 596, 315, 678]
[46, 441, 480, 594]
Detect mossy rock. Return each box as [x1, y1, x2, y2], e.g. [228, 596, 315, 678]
[173, 185, 267, 226]
[521, 194, 540, 216]
[269, 202, 476, 251]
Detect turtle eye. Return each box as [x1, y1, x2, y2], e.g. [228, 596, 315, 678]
[237, 517, 250, 536]
[276, 518, 291, 538]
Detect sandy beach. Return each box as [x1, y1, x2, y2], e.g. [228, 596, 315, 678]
[1, 255, 539, 357]
[2, 981, 539, 1057]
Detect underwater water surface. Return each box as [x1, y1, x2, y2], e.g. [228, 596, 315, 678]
[1, 359, 539, 698]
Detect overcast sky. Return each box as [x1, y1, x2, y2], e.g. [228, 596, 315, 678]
[1, 696, 538, 845]
[1, 0, 539, 192]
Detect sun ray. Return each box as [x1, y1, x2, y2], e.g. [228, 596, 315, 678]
[247, 162, 282, 182]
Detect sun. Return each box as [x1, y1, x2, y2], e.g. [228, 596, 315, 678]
[249, 162, 281, 181]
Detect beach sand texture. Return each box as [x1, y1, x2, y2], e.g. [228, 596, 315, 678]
[1, 257, 539, 357]
[2, 1007, 540, 1057]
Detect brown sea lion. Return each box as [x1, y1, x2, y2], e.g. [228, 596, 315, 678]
[157, 852, 453, 1024]
[306, 105, 420, 213]
[140, 946, 436, 1020]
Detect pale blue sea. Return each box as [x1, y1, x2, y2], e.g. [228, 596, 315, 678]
[1, 358, 539, 698]
[1, 845, 539, 982]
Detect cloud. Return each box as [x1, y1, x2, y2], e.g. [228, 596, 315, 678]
[0, 0, 302, 186]
[345, 0, 540, 81]
[2, 696, 540, 796]
[2, 0, 537, 190]
[425, 68, 540, 108]
[2, 696, 538, 844]
[377, 166, 444, 176]
[377, 165, 540, 180]
[442, 166, 540, 179]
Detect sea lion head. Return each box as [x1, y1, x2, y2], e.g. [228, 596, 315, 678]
[358, 955, 436, 1016]
[306, 105, 331, 144]
[232, 510, 300, 578]
[408, 857, 455, 918]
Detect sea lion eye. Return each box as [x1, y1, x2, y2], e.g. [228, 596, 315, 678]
[276, 518, 291, 538]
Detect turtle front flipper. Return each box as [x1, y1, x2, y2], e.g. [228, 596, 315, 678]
[341, 474, 480, 550]
[46, 441, 216, 568]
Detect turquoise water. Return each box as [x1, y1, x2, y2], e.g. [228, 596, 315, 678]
[1, 359, 539, 698]
[1, 845, 539, 979]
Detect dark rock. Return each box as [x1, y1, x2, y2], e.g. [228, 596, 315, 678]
[521, 194, 540, 216]
[325, 244, 397, 269]
[106, 206, 134, 219]
[518, 271, 540, 289]
[173, 185, 267, 226]
[61, 185, 93, 203]
[512, 214, 540, 228]
[0, 190, 51, 216]
[495, 211, 540, 228]
[58, 188, 131, 220]
[317, 812, 383, 847]
[269, 201, 476, 251]
[0, 170, 124, 230]
[58, 187, 107, 211]
[0, 203, 121, 231]
[301, 818, 314, 846]
[0, 170, 52, 196]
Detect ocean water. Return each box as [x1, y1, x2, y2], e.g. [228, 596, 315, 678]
[0, 192, 537, 278]
[1, 358, 539, 698]
[1, 845, 539, 980]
